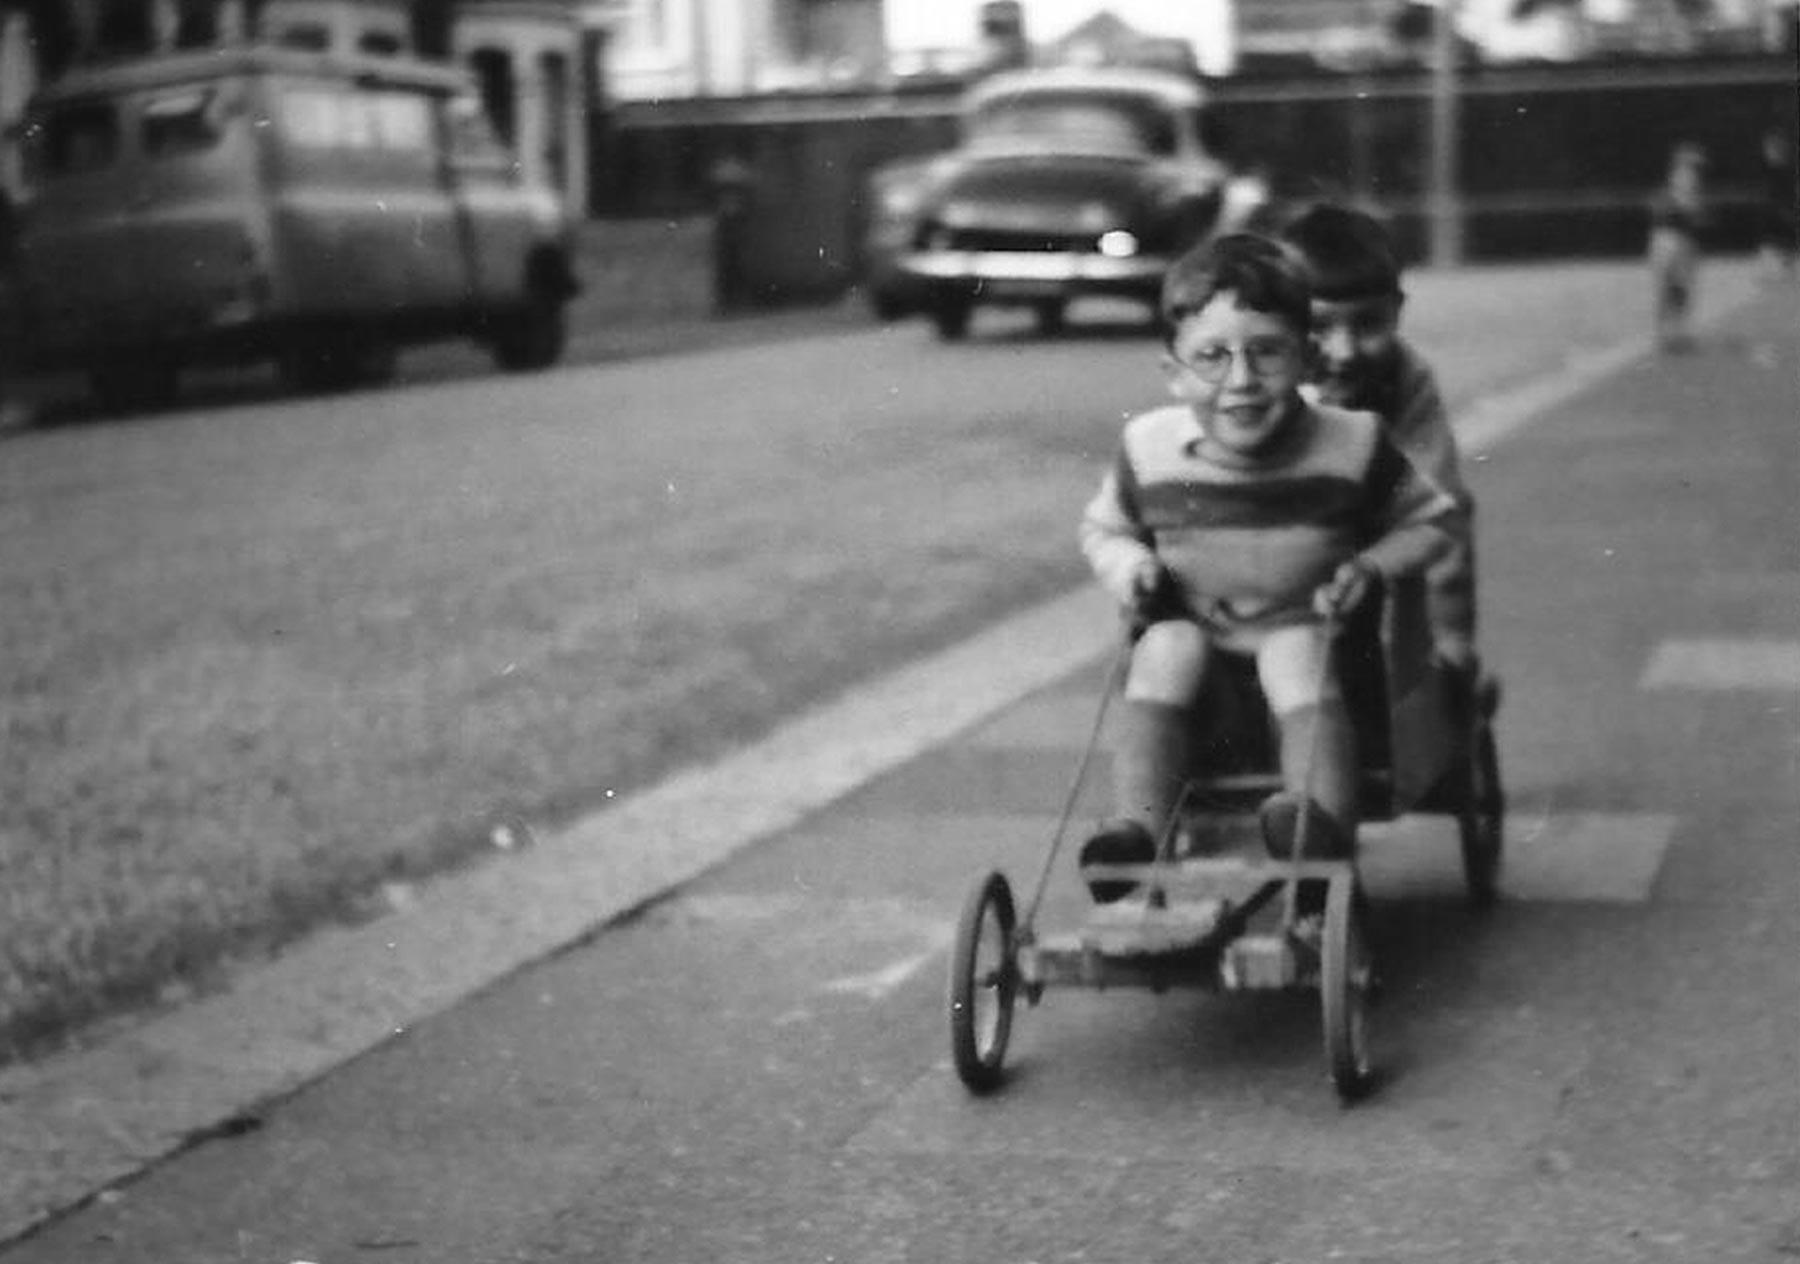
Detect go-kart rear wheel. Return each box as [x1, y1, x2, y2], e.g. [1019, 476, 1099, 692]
[949, 871, 1017, 1094]
[1321, 874, 1375, 1102]
[1459, 721, 1505, 908]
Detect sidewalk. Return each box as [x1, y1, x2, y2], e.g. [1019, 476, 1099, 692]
[0, 262, 1786, 1247]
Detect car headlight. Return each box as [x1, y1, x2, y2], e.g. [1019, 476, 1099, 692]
[1098, 230, 1139, 258]
[938, 200, 981, 229]
[877, 183, 925, 219]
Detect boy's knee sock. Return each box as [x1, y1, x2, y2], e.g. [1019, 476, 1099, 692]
[1112, 700, 1190, 842]
[1276, 701, 1359, 849]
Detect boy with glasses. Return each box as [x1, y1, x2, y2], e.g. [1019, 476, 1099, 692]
[1279, 203, 1481, 699]
[1077, 233, 1459, 896]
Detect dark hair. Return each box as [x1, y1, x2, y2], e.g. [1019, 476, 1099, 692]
[1278, 203, 1403, 302]
[1158, 233, 1311, 344]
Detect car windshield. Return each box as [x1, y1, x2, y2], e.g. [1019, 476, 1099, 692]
[142, 88, 226, 159]
[967, 92, 1177, 156]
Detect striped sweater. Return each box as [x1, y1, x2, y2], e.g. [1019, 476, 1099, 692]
[1310, 340, 1473, 517]
[1080, 398, 1458, 640]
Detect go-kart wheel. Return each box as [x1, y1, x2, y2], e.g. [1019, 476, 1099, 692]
[1321, 874, 1375, 1102]
[949, 871, 1017, 1094]
[1459, 721, 1505, 908]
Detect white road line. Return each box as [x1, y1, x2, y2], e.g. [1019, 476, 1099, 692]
[822, 949, 945, 1001]
[655, 893, 955, 1002]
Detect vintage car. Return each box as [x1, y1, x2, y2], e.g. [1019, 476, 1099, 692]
[861, 65, 1266, 339]
[13, 47, 578, 411]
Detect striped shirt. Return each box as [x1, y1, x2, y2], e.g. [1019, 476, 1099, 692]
[1080, 398, 1458, 641]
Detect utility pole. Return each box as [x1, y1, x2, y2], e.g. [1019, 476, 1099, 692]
[690, 0, 710, 95]
[1428, 0, 1463, 266]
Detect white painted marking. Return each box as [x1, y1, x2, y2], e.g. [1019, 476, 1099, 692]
[661, 893, 954, 1001]
[1640, 639, 1800, 691]
[1360, 812, 1679, 904]
[1502, 812, 1680, 903]
[822, 948, 943, 1000]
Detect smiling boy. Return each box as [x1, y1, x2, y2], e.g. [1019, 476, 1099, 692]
[1077, 233, 1459, 895]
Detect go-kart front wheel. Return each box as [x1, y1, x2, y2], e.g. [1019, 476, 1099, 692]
[1321, 874, 1375, 1102]
[949, 871, 1017, 1094]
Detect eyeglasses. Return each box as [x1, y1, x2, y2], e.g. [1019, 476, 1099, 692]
[1174, 337, 1299, 383]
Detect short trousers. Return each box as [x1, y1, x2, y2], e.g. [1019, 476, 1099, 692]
[1126, 619, 1341, 717]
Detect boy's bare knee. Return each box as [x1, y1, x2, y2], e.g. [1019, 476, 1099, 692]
[1255, 624, 1341, 715]
[1126, 620, 1209, 702]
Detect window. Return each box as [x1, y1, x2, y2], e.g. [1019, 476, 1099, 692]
[369, 92, 430, 149]
[276, 87, 432, 151]
[444, 92, 513, 171]
[468, 48, 516, 145]
[30, 103, 122, 177]
[278, 88, 339, 147]
[141, 88, 226, 158]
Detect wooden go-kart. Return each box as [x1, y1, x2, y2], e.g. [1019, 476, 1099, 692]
[947, 578, 1503, 1103]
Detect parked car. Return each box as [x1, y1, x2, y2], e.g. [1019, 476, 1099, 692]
[14, 47, 579, 411]
[861, 65, 1266, 339]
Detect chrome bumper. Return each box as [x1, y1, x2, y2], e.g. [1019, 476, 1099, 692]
[898, 249, 1168, 288]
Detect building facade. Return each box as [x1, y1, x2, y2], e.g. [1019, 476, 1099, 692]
[602, 0, 884, 98]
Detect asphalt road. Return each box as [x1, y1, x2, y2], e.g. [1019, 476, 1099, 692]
[4, 265, 1796, 1261]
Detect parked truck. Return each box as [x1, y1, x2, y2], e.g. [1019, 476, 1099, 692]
[14, 47, 579, 412]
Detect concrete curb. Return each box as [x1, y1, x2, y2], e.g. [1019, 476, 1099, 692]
[0, 267, 1764, 1247]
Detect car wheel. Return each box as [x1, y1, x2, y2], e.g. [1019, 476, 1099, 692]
[278, 336, 394, 394]
[930, 295, 973, 341]
[491, 280, 568, 372]
[90, 357, 179, 414]
[867, 287, 906, 322]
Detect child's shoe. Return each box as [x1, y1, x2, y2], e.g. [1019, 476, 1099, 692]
[1078, 819, 1156, 903]
[1258, 792, 1354, 862]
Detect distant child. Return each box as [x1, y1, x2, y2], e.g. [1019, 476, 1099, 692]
[1647, 143, 1709, 351]
[1279, 203, 1480, 688]
[1756, 128, 1797, 282]
[1077, 234, 1459, 897]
